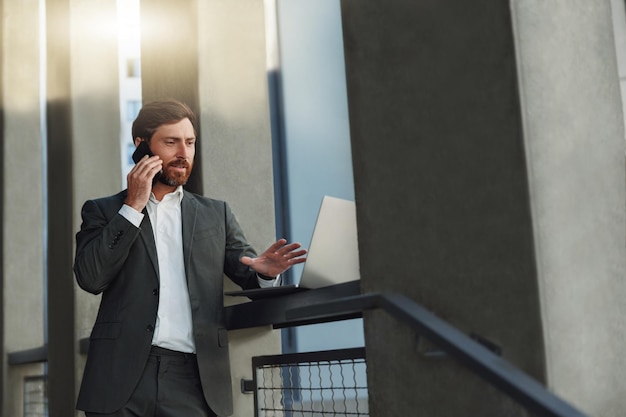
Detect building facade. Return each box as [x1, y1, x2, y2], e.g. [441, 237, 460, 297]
[3, 1, 626, 416]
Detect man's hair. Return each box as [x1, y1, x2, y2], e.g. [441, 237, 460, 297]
[131, 99, 198, 142]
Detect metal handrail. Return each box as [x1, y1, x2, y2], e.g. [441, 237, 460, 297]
[7, 285, 592, 417]
[286, 292, 589, 417]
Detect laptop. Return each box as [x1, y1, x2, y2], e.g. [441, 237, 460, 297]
[225, 195, 360, 299]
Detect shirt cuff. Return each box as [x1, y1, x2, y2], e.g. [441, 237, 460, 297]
[119, 204, 144, 228]
[257, 274, 281, 288]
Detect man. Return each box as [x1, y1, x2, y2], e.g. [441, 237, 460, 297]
[74, 99, 306, 417]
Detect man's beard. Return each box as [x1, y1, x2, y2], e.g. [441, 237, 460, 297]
[158, 159, 192, 187]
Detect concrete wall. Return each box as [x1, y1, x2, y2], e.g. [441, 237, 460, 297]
[2, 1, 47, 416]
[196, 2, 281, 415]
[341, 0, 626, 416]
[46, 0, 76, 413]
[612, 0, 626, 134]
[512, 2, 626, 415]
[70, 1, 122, 417]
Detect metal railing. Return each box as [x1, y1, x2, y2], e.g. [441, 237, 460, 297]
[8, 282, 592, 417]
[284, 292, 590, 417]
[249, 348, 368, 417]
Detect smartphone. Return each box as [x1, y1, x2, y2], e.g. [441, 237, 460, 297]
[132, 141, 162, 183]
[132, 140, 153, 163]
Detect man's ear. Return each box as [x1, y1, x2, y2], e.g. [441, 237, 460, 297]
[134, 137, 143, 147]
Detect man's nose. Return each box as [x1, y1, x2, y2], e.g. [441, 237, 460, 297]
[177, 143, 190, 159]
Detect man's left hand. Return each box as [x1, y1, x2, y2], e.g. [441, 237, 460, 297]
[240, 239, 307, 277]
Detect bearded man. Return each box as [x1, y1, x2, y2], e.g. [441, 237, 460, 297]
[73, 99, 306, 417]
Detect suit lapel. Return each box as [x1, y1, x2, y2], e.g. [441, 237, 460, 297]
[138, 209, 160, 278]
[181, 191, 198, 271]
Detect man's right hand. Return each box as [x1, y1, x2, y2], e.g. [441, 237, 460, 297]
[124, 155, 162, 212]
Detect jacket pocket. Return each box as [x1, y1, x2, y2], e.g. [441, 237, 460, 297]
[90, 321, 121, 340]
[193, 226, 220, 242]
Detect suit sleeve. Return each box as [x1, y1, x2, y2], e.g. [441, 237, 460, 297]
[74, 199, 142, 294]
[222, 202, 262, 290]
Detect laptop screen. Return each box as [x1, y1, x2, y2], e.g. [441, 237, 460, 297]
[298, 196, 360, 289]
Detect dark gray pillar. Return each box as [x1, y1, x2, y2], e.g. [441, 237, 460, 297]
[341, 0, 625, 416]
[46, 0, 75, 415]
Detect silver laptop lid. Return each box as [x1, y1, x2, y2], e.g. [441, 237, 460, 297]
[298, 196, 360, 289]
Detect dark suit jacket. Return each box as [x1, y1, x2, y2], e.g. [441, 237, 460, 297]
[74, 189, 261, 416]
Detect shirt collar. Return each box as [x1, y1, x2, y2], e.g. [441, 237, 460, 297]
[170, 185, 184, 202]
[149, 185, 185, 205]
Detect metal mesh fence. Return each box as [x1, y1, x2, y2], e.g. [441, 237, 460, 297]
[253, 348, 368, 417]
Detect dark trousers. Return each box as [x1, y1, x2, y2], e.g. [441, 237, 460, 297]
[86, 346, 216, 417]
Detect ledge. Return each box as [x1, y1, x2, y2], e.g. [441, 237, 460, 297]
[7, 344, 48, 365]
[224, 280, 361, 330]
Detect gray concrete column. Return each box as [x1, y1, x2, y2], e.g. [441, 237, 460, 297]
[197, 2, 281, 416]
[340, 0, 626, 416]
[511, 2, 626, 415]
[70, 3, 122, 417]
[46, 0, 77, 414]
[2, 1, 47, 415]
[141, 1, 280, 415]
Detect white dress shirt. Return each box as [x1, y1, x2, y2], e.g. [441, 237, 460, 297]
[118, 186, 278, 353]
